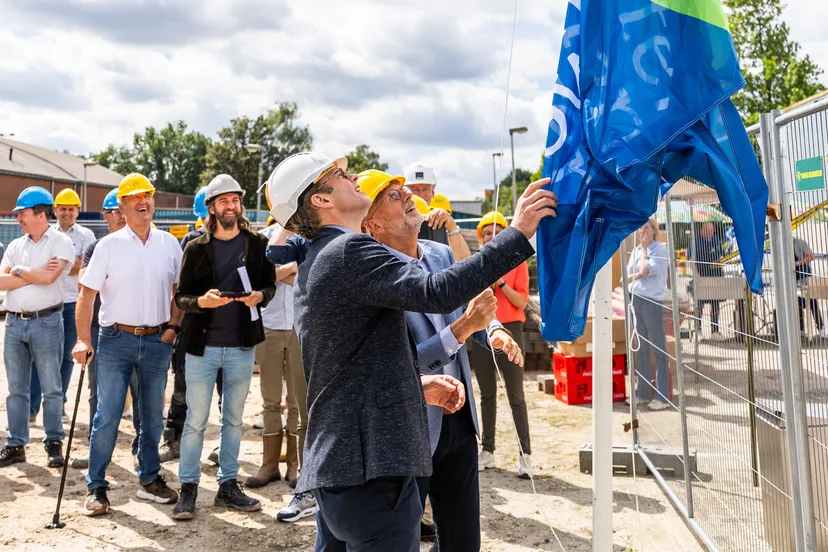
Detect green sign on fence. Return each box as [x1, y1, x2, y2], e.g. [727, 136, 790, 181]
[795, 156, 826, 192]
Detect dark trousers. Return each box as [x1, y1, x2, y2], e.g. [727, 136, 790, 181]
[472, 321, 531, 454]
[163, 336, 223, 443]
[798, 297, 825, 331]
[315, 475, 422, 552]
[417, 403, 480, 552]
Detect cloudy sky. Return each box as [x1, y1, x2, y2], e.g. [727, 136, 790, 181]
[1, 0, 826, 201]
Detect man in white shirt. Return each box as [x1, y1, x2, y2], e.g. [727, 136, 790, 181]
[73, 174, 184, 517]
[0, 186, 75, 469]
[246, 219, 302, 491]
[30, 188, 96, 421]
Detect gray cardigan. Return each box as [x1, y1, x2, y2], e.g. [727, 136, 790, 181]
[293, 225, 535, 493]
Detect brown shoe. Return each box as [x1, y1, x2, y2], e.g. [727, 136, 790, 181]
[245, 431, 283, 488]
[83, 487, 110, 517]
[136, 475, 179, 504]
[285, 431, 299, 486]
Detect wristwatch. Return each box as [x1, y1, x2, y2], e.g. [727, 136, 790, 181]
[166, 324, 182, 335]
[13, 267, 22, 277]
[447, 228, 462, 236]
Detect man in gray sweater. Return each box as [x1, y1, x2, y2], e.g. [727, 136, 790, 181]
[266, 152, 557, 552]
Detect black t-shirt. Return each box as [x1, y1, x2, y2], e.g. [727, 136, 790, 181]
[206, 232, 247, 347]
[82, 240, 102, 328]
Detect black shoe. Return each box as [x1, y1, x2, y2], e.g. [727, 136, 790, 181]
[215, 479, 261, 512]
[44, 440, 64, 468]
[0, 445, 26, 467]
[171, 483, 198, 520]
[207, 447, 219, 466]
[83, 487, 110, 517]
[421, 521, 437, 543]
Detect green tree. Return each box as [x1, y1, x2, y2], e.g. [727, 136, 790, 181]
[92, 121, 210, 194]
[345, 145, 388, 173]
[481, 169, 533, 214]
[201, 102, 313, 208]
[726, 0, 825, 125]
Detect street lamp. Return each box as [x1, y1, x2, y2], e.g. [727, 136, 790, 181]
[82, 160, 97, 211]
[509, 126, 528, 214]
[491, 152, 502, 193]
[246, 143, 265, 220]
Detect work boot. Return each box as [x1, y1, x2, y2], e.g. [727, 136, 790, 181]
[207, 447, 220, 466]
[245, 431, 283, 488]
[215, 479, 261, 512]
[72, 456, 89, 469]
[45, 440, 64, 468]
[284, 431, 299, 487]
[137, 475, 179, 504]
[83, 487, 110, 517]
[159, 439, 180, 463]
[0, 445, 26, 467]
[172, 483, 198, 520]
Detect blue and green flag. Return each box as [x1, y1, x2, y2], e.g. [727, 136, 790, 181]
[537, 0, 768, 341]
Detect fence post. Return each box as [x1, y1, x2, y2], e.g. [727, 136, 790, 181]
[664, 192, 695, 518]
[762, 110, 818, 551]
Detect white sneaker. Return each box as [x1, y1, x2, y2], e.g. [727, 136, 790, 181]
[517, 454, 533, 479]
[478, 450, 496, 472]
[277, 492, 318, 523]
[253, 415, 264, 430]
[649, 400, 671, 411]
[820, 329, 826, 339]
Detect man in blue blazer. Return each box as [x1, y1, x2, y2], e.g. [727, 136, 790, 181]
[360, 170, 524, 551]
[266, 152, 556, 552]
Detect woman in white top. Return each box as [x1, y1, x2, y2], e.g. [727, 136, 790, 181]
[627, 218, 671, 410]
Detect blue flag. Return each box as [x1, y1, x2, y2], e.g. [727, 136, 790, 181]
[537, 0, 768, 341]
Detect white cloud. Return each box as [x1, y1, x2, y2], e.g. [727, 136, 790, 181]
[0, 0, 824, 202]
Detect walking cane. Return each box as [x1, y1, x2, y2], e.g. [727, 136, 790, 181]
[45, 351, 91, 530]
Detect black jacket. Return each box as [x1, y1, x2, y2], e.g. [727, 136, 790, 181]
[175, 228, 276, 356]
[293, 226, 535, 494]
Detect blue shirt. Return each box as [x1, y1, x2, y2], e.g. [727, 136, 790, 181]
[627, 241, 669, 301]
[693, 236, 724, 277]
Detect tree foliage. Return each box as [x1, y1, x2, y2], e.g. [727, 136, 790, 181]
[726, 0, 825, 125]
[481, 169, 534, 214]
[201, 102, 313, 208]
[92, 121, 210, 194]
[345, 145, 388, 173]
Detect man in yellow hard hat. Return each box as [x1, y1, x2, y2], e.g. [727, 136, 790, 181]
[74, 173, 184, 517]
[361, 170, 523, 550]
[29, 188, 96, 424]
[404, 163, 471, 261]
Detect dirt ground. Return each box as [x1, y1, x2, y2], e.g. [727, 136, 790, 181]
[0, 324, 702, 552]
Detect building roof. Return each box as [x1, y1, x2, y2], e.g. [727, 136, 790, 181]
[0, 138, 123, 188]
[669, 178, 718, 201]
[449, 199, 483, 216]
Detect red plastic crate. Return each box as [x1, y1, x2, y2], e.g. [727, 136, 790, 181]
[555, 375, 627, 405]
[553, 352, 625, 383]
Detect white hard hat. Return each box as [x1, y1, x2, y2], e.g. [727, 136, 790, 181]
[404, 163, 437, 186]
[204, 174, 245, 203]
[267, 152, 348, 226]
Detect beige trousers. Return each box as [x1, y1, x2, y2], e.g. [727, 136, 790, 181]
[255, 329, 301, 439]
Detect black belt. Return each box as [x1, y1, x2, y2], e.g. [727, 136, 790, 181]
[12, 303, 64, 321]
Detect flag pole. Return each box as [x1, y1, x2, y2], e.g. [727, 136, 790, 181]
[592, 260, 614, 551]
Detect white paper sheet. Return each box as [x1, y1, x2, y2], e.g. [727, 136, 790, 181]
[237, 266, 259, 322]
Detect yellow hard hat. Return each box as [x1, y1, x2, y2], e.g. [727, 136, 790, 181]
[411, 194, 431, 216]
[266, 216, 275, 226]
[265, 183, 273, 211]
[430, 193, 451, 213]
[117, 173, 155, 200]
[477, 211, 508, 239]
[151, 223, 157, 229]
[357, 169, 406, 203]
[54, 188, 81, 207]
[195, 217, 203, 230]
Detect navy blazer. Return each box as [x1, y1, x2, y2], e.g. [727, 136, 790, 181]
[293, 226, 535, 493]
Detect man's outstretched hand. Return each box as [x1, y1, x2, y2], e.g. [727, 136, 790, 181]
[421, 374, 466, 414]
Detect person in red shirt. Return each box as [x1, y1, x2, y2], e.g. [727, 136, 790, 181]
[471, 212, 533, 479]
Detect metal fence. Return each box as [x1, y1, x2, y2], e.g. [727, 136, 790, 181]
[622, 96, 828, 551]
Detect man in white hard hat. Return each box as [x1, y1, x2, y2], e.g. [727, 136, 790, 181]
[266, 152, 556, 551]
[171, 174, 275, 520]
[404, 163, 471, 261]
[74, 174, 183, 517]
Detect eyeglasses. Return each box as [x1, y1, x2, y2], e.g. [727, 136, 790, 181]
[317, 168, 346, 188]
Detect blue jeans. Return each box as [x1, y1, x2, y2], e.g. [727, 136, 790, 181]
[633, 296, 671, 401]
[86, 328, 172, 489]
[179, 347, 254, 485]
[4, 311, 65, 446]
[30, 301, 77, 415]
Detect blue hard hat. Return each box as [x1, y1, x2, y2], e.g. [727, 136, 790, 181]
[14, 186, 54, 211]
[193, 187, 209, 218]
[102, 188, 120, 211]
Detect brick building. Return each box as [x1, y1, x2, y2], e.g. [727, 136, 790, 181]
[0, 138, 194, 214]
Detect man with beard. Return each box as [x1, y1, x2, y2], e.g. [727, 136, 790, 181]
[75, 174, 184, 516]
[360, 170, 524, 551]
[171, 175, 276, 520]
[266, 152, 555, 551]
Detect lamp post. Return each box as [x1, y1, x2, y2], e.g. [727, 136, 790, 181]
[246, 144, 265, 221]
[82, 161, 97, 211]
[508, 127, 528, 214]
[491, 152, 502, 195]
